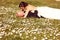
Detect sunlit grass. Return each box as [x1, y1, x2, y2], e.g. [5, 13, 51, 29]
[0, 0, 60, 40]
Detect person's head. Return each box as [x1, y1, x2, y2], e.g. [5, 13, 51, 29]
[16, 11, 25, 17]
[19, 1, 28, 10]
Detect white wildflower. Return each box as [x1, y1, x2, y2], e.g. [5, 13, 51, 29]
[9, 29, 11, 31]
[12, 20, 16, 23]
[31, 39, 33, 40]
[21, 37, 24, 39]
[42, 38, 45, 40]
[0, 31, 5, 36]
[44, 35, 46, 37]
[12, 30, 16, 33]
[28, 23, 30, 24]
[33, 32, 36, 34]
[15, 28, 19, 30]
[56, 32, 60, 36]
[27, 30, 30, 33]
[19, 30, 24, 33]
[31, 28, 38, 32]
[26, 36, 29, 38]
[16, 31, 18, 34]
[19, 33, 22, 37]
[8, 32, 13, 35]
[25, 32, 28, 35]
[23, 28, 26, 31]
[54, 32, 56, 35]
[33, 36, 37, 40]
[50, 34, 52, 36]
[53, 36, 55, 39]
[0, 36, 2, 38]
[30, 34, 32, 36]
[22, 20, 25, 23]
[45, 37, 48, 39]
[46, 27, 53, 31]
[10, 32, 13, 35]
[4, 33, 8, 36]
[1, 6, 4, 9]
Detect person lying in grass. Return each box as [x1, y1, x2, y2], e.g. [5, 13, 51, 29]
[16, 1, 60, 19]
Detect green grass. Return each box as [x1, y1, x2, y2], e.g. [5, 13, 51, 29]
[0, 0, 60, 40]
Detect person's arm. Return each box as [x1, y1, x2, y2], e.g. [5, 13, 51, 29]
[23, 10, 29, 18]
[23, 5, 33, 18]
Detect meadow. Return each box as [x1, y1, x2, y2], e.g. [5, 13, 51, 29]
[0, 0, 60, 40]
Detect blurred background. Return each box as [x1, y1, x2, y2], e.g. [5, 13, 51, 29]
[0, 0, 60, 8]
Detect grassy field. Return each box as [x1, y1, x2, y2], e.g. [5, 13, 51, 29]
[0, 0, 60, 40]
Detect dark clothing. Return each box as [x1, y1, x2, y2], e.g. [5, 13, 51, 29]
[27, 10, 45, 18]
[27, 10, 40, 18]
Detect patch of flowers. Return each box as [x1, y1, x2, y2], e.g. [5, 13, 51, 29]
[0, 6, 60, 40]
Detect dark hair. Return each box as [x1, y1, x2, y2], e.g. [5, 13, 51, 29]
[19, 2, 28, 8]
